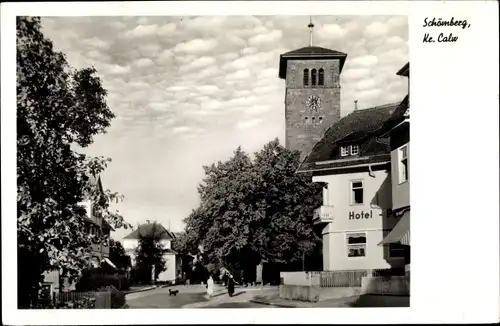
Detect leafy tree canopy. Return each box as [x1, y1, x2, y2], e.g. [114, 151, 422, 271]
[16, 16, 131, 307]
[182, 139, 322, 270]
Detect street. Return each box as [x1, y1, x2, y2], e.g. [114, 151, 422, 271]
[126, 286, 208, 309]
[126, 285, 274, 309]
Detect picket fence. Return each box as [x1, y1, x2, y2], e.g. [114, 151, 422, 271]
[310, 268, 406, 288]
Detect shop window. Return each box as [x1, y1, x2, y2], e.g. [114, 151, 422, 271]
[399, 145, 408, 183]
[346, 233, 366, 257]
[351, 180, 364, 205]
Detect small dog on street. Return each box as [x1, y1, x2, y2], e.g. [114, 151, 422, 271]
[169, 289, 179, 296]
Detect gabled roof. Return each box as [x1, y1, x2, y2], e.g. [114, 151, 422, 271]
[279, 46, 347, 79]
[375, 95, 409, 137]
[123, 223, 176, 240]
[297, 101, 403, 173]
[88, 174, 104, 195]
[397, 62, 409, 77]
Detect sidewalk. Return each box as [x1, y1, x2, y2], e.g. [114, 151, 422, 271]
[250, 292, 410, 308]
[250, 292, 357, 308]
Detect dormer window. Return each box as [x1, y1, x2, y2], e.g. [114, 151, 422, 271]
[341, 146, 350, 157]
[340, 145, 360, 157]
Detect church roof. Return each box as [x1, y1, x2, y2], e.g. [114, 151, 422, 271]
[279, 46, 347, 79]
[297, 98, 408, 173]
[123, 222, 176, 240]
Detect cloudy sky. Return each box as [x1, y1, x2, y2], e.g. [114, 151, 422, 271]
[40, 15, 408, 240]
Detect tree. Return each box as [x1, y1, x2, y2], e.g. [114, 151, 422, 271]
[108, 239, 131, 271]
[182, 139, 323, 277]
[16, 16, 131, 308]
[134, 222, 168, 284]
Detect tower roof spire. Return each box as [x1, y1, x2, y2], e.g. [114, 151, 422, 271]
[308, 16, 314, 47]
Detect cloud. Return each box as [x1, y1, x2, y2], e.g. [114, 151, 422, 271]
[355, 78, 377, 91]
[237, 118, 262, 129]
[82, 37, 109, 50]
[102, 63, 131, 75]
[349, 55, 378, 67]
[133, 58, 155, 68]
[158, 23, 177, 35]
[178, 56, 216, 72]
[197, 85, 220, 95]
[157, 49, 174, 64]
[318, 24, 347, 40]
[124, 24, 159, 38]
[174, 39, 219, 54]
[342, 68, 370, 81]
[171, 126, 193, 135]
[225, 69, 251, 80]
[248, 30, 283, 46]
[364, 21, 389, 38]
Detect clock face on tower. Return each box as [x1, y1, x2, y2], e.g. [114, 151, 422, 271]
[306, 95, 321, 111]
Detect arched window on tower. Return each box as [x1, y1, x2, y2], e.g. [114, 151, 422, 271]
[311, 69, 317, 86]
[303, 69, 309, 86]
[318, 68, 324, 86]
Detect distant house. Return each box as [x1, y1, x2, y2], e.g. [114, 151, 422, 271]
[122, 222, 180, 283]
[80, 175, 114, 265]
[43, 174, 115, 293]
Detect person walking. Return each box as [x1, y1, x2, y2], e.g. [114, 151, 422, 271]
[206, 274, 214, 299]
[227, 274, 239, 297]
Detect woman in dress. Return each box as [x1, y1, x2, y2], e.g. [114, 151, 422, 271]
[227, 274, 239, 297]
[206, 274, 214, 299]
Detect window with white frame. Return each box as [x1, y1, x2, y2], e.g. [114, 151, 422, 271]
[399, 146, 408, 183]
[346, 233, 366, 257]
[340, 145, 359, 157]
[340, 146, 349, 157]
[351, 180, 364, 205]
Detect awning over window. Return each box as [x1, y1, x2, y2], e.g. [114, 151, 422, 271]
[102, 258, 117, 269]
[379, 210, 410, 246]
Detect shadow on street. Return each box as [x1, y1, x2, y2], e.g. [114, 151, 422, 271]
[127, 292, 208, 309]
[347, 294, 410, 307]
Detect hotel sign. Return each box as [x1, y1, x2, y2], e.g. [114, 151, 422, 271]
[349, 210, 374, 220]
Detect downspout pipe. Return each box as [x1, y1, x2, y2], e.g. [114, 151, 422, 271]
[368, 165, 375, 178]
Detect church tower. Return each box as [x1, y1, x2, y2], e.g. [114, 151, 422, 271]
[279, 17, 347, 160]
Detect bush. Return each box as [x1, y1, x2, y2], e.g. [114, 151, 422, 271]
[76, 271, 130, 291]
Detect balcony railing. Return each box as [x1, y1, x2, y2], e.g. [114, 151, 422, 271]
[90, 243, 109, 257]
[313, 205, 335, 225]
